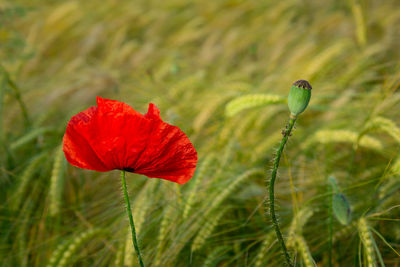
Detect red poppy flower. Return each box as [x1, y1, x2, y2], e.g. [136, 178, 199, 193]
[63, 97, 197, 184]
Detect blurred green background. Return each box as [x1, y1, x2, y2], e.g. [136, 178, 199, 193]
[1, 0, 400, 266]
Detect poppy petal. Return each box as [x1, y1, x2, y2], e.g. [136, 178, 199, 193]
[132, 104, 197, 184]
[90, 97, 153, 170]
[144, 103, 161, 120]
[63, 98, 197, 184]
[63, 106, 111, 171]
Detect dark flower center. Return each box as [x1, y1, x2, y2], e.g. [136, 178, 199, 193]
[293, 80, 312, 90]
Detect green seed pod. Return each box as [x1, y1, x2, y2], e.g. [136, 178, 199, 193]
[332, 193, 351, 225]
[288, 80, 312, 116]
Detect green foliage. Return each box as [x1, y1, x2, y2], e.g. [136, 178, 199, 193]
[1, 0, 400, 266]
[202, 246, 230, 267]
[10, 127, 54, 150]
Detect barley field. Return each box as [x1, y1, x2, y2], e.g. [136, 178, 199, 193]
[1, 0, 400, 266]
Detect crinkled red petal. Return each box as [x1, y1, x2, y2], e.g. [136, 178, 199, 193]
[63, 106, 111, 171]
[63, 97, 197, 184]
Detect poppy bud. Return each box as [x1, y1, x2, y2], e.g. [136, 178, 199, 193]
[328, 175, 339, 193]
[288, 80, 312, 116]
[332, 193, 352, 225]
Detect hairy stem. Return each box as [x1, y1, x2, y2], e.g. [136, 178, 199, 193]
[269, 115, 296, 267]
[120, 171, 145, 267]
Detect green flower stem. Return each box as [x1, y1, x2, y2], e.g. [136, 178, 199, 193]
[269, 115, 297, 267]
[120, 171, 145, 267]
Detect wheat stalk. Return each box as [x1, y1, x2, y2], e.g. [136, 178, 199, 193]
[302, 129, 383, 151]
[295, 235, 316, 267]
[191, 208, 228, 252]
[54, 228, 104, 267]
[254, 232, 275, 267]
[183, 154, 215, 219]
[358, 218, 377, 267]
[48, 145, 65, 216]
[225, 94, 285, 117]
